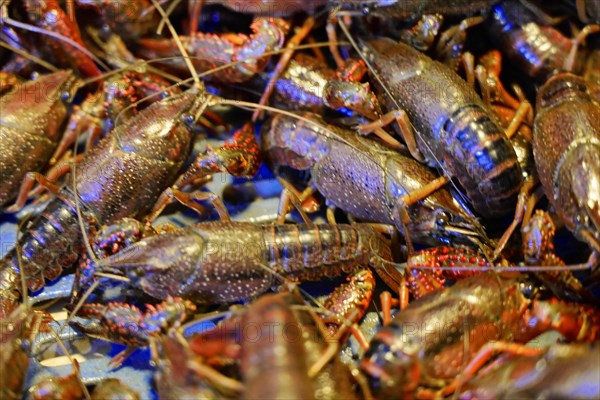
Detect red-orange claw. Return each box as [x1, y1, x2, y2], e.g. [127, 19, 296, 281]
[71, 297, 195, 347]
[23, 0, 101, 78]
[403, 245, 509, 299]
[337, 58, 369, 82]
[188, 317, 243, 362]
[137, 18, 288, 83]
[405, 268, 445, 300]
[220, 122, 262, 177]
[360, 271, 599, 399]
[408, 246, 491, 280]
[527, 298, 600, 342]
[322, 269, 375, 337]
[181, 123, 261, 185]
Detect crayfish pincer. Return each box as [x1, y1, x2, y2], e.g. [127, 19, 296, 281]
[359, 38, 523, 218]
[534, 73, 600, 256]
[0, 88, 208, 318]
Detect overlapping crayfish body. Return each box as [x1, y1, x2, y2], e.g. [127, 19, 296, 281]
[22, 0, 101, 77]
[330, 0, 497, 20]
[360, 271, 599, 398]
[359, 38, 523, 218]
[207, 0, 497, 19]
[0, 70, 77, 209]
[137, 18, 289, 82]
[271, 54, 338, 113]
[86, 221, 393, 305]
[240, 292, 318, 399]
[262, 113, 490, 250]
[487, 0, 582, 80]
[241, 292, 360, 399]
[186, 291, 360, 399]
[205, 0, 327, 16]
[459, 344, 600, 399]
[534, 73, 600, 252]
[61, 70, 181, 160]
[0, 89, 203, 317]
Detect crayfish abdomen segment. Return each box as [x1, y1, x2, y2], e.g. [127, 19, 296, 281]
[0, 196, 98, 317]
[440, 105, 523, 215]
[266, 223, 376, 276]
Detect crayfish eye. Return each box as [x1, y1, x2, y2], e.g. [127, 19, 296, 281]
[181, 114, 195, 126]
[60, 91, 71, 102]
[125, 269, 143, 283]
[519, 281, 538, 299]
[435, 211, 450, 229]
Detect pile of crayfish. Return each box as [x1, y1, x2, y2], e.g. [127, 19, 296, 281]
[1, 0, 600, 398]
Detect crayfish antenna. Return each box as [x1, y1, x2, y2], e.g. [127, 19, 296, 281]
[149, 0, 200, 87]
[564, 24, 600, 72]
[0, 40, 58, 72]
[44, 330, 92, 400]
[0, 2, 108, 72]
[157, 0, 186, 35]
[84, 27, 188, 87]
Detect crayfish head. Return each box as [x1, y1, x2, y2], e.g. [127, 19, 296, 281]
[360, 335, 420, 398]
[565, 146, 600, 252]
[423, 208, 493, 257]
[115, 90, 197, 163]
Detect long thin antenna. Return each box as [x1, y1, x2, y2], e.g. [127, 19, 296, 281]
[48, 329, 92, 400]
[65, 280, 100, 325]
[156, 0, 182, 35]
[1, 12, 109, 71]
[112, 41, 347, 127]
[0, 40, 59, 71]
[148, 0, 200, 86]
[374, 253, 593, 272]
[15, 217, 31, 310]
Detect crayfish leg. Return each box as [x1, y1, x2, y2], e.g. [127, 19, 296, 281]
[5, 172, 62, 213]
[276, 179, 313, 225]
[493, 178, 539, 260]
[108, 347, 136, 369]
[438, 342, 544, 398]
[252, 16, 316, 121]
[148, 188, 231, 222]
[355, 109, 408, 153]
